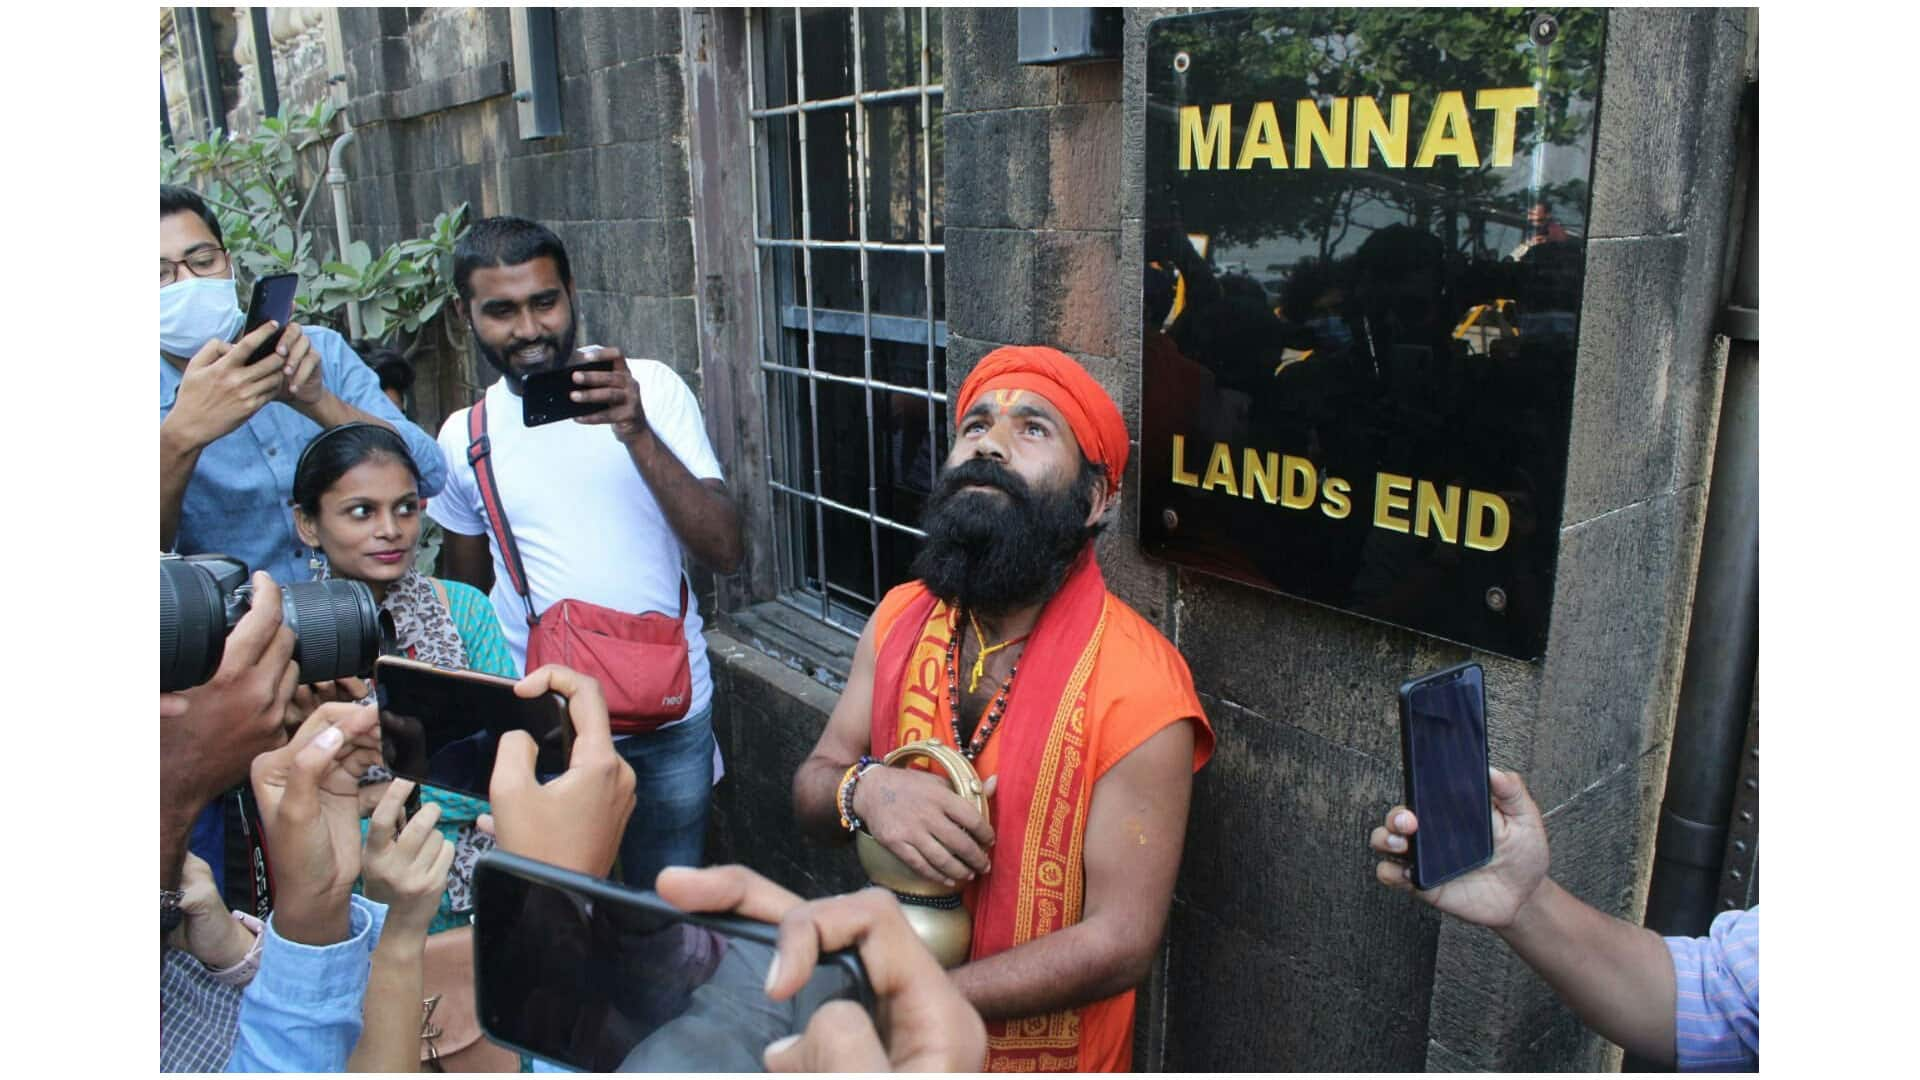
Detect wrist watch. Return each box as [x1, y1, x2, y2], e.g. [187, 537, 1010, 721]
[161, 888, 186, 936]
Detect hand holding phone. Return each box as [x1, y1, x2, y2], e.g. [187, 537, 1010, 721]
[372, 657, 573, 800]
[1371, 768, 1554, 932]
[485, 664, 635, 878]
[475, 853, 877, 1073]
[236, 273, 299, 366]
[656, 863, 987, 1072]
[522, 349, 615, 427]
[1396, 662, 1493, 890]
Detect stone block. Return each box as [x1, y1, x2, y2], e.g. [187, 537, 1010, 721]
[590, 139, 646, 220]
[1059, 60, 1121, 104]
[1176, 696, 1440, 989]
[626, 296, 679, 360]
[554, 8, 588, 77]
[1587, 10, 1747, 241]
[1531, 487, 1705, 811]
[577, 7, 621, 72]
[1114, 215, 1144, 358]
[657, 135, 693, 219]
[1034, 230, 1120, 358]
[558, 73, 591, 144]
[1174, 571, 1522, 764]
[1046, 103, 1121, 231]
[1161, 896, 1433, 1070]
[943, 333, 998, 390]
[670, 295, 701, 371]
[704, 632, 868, 899]
[584, 66, 616, 146]
[944, 110, 1051, 230]
[946, 228, 1039, 345]
[615, 6, 681, 59]
[943, 9, 1056, 114]
[1561, 234, 1727, 525]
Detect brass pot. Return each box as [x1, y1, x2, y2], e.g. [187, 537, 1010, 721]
[854, 739, 988, 968]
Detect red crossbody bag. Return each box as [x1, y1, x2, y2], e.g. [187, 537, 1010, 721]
[466, 399, 693, 734]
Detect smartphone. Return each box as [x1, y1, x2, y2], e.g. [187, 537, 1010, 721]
[475, 850, 875, 1072]
[1397, 661, 1493, 890]
[237, 273, 299, 364]
[372, 656, 572, 799]
[523, 352, 615, 427]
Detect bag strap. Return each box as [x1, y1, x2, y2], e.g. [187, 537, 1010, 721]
[466, 398, 539, 626]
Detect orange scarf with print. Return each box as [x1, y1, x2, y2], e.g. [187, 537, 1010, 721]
[870, 549, 1113, 1071]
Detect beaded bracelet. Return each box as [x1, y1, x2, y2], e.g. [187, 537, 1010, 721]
[837, 755, 878, 833]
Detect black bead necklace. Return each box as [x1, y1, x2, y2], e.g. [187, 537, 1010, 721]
[945, 611, 1021, 760]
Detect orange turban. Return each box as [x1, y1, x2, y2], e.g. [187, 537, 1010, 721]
[954, 345, 1130, 482]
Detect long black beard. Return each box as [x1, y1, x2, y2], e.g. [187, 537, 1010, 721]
[470, 314, 577, 395]
[910, 457, 1093, 617]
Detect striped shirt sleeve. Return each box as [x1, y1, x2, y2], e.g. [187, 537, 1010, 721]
[1666, 906, 1759, 1071]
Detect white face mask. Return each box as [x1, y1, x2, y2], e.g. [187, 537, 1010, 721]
[159, 276, 244, 359]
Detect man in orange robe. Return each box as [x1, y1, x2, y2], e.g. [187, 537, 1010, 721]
[794, 345, 1214, 1071]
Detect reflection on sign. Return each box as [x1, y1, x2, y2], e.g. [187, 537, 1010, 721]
[1140, 9, 1605, 660]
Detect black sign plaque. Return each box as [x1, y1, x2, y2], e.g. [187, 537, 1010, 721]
[1140, 9, 1606, 660]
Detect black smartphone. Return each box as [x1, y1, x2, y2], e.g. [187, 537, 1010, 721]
[237, 272, 299, 364]
[474, 850, 875, 1072]
[523, 352, 615, 427]
[372, 656, 572, 799]
[1397, 661, 1493, 890]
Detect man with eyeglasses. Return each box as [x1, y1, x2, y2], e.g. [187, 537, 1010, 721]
[160, 184, 446, 587]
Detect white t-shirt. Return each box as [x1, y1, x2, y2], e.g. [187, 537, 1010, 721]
[428, 357, 726, 727]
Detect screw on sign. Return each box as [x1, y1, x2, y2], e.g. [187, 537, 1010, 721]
[1485, 586, 1508, 612]
[1162, 508, 1180, 531]
[1173, 51, 1190, 73]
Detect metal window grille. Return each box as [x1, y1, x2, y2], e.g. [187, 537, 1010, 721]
[747, 9, 945, 637]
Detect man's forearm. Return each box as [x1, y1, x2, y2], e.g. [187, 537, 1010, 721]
[947, 920, 1145, 1021]
[623, 430, 743, 571]
[161, 804, 200, 891]
[793, 754, 857, 845]
[160, 423, 206, 551]
[1495, 879, 1679, 1066]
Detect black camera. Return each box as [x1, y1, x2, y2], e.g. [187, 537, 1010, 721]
[159, 554, 395, 692]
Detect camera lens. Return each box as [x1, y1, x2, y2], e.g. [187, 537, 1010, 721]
[160, 558, 228, 692]
[280, 579, 397, 684]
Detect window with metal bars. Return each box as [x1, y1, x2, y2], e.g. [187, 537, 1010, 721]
[746, 8, 946, 637]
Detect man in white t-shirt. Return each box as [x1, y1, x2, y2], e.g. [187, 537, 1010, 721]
[428, 216, 743, 888]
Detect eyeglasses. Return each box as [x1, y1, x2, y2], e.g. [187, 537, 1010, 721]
[160, 246, 229, 286]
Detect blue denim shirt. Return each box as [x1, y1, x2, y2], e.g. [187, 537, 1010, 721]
[225, 894, 388, 1072]
[161, 326, 449, 585]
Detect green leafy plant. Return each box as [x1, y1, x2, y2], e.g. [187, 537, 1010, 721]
[161, 101, 468, 350]
[312, 203, 469, 341]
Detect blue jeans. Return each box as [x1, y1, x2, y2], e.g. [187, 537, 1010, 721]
[612, 703, 715, 889]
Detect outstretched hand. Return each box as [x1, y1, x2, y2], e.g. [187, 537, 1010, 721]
[655, 864, 987, 1073]
[1370, 767, 1552, 928]
[567, 347, 651, 444]
[250, 703, 383, 945]
[361, 779, 456, 941]
[486, 665, 636, 877]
